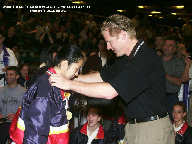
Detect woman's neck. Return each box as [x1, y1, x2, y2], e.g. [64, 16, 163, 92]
[88, 124, 99, 136]
[174, 121, 184, 128]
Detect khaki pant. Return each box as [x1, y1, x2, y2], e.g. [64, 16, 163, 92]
[124, 116, 175, 144]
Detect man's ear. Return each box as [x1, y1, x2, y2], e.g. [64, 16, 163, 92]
[120, 31, 127, 40]
[16, 74, 20, 79]
[60, 60, 69, 70]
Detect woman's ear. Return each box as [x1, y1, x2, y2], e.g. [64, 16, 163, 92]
[60, 60, 69, 70]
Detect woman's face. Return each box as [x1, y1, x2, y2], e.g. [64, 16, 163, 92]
[64, 59, 83, 79]
[87, 108, 101, 128]
[172, 105, 186, 123]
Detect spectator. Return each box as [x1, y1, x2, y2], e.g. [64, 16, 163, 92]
[4, 26, 19, 50]
[39, 22, 56, 64]
[155, 35, 164, 50]
[162, 38, 185, 120]
[86, 15, 97, 30]
[0, 66, 26, 143]
[70, 107, 104, 144]
[182, 19, 192, 44]
[0, 31, 18, 87]
[172, 102, 192, 144]
[17, 63, 33, 89]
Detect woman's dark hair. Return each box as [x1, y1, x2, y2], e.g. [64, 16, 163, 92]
[86, 106, 102, 116]
[53, 45, 83, 67]
[19, 63, 28, 70]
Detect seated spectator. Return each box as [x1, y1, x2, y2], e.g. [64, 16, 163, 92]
[77, 37, 85, 50]
[172, 102, 192, 144]
[0, 31, 18, 87]
[17, 63, 33, 89]
[70, 107, 104, 144]
[56, 24, 66, 39]
[4, 26, 19, 50]
[86, 15, 97, 30]
[0, 66, 27, 143]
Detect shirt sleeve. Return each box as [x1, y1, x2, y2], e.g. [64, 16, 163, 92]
[7, 48, 18, 66]
[189, 64, 192, 79]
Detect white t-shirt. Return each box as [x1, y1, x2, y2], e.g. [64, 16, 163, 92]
[87, 125, 99, 144]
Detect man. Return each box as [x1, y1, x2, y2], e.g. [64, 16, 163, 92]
[0, 66, 27, 143]
[4, 26, 20, 61]
[49, 14, 174, 144]
[82, 38, 110, 74]
[182, 19, 192, 44]
[0, 31, 18, 87]
[3, 27, 19, 51]
[162, 38, 185, 120]
[39, 22, 56, 64]
[155, 35, 164, 50]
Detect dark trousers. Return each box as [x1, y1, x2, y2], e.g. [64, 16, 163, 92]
[0, 122, 11, 144]
[166, 93, 179, 121]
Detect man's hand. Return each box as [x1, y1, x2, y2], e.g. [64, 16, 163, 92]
[6, 113, 15, 121]
[49, 74, 72, 90]
[184, 53, 191, 65]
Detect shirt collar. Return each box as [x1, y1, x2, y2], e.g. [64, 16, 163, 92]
[128, 39, 144, 59]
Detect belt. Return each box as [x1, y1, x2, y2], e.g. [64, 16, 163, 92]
[166, 92, 178, 95]
[128, 112, 167, 124]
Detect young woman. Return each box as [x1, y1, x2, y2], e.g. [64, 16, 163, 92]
[10, 45, 84, 144]
[70, 107, 105, 144]
[172, 102, 192, 144]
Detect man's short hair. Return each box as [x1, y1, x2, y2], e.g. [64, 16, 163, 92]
[155, 34, 164, 40]
[101, 14, 136, 39]
[165, 37, 176, 47]
[7, 66, 19, 76]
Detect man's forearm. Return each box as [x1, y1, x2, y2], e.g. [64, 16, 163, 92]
[70, 81, 118, 99]
[74, 72, 103, 83]
[166, 74, 182, 86]
[181, 64, 190, 82]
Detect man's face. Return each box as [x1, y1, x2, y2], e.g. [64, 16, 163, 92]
[155, 37, 164, 49]
[20, 65, 29, 79]
[6, 70, 19, 85]
[163, 40, 176, 56]
[177, 44, 186, 56]
[102, 30, 124, 57]
[8, 27, 15, 37]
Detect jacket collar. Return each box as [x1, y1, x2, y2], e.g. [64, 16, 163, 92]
[80, 122, 104, 139]
[177, 121, 189, 136]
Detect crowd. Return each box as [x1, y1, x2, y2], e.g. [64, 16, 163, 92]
[0, 10, 192, 144]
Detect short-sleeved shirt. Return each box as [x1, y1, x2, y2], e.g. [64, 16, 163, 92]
[0, 84, 27, 117]
[162, 55, 185, 93]
[100, 39, 167, 119]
